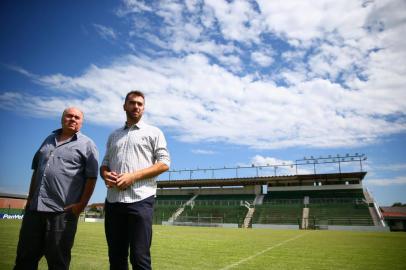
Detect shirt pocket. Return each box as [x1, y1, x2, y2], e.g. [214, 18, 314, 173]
[56, 152, 82, 176]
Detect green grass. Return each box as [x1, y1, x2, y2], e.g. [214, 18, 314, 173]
[1, 220, 405, 269]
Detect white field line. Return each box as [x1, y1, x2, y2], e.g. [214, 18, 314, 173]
[219, 232, 308, 270]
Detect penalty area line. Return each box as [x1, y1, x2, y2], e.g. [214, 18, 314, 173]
[219, 232, 308, 270]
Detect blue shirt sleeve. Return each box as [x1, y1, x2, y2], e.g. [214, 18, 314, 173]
[85, 140, 99, 179]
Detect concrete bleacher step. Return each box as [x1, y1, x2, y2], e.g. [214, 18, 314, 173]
[363, 189, 374, 204]
[363, 188, 386, 227]
[243, 208, 255, 228]
[168, 194, 198, 222]
[368, 206, 382, 226]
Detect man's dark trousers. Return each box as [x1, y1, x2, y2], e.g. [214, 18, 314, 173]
[105, 196, 154, 270]
[14, 210, 78, 270]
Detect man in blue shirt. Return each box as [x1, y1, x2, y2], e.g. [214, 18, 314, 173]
[14, 107, 99, 270]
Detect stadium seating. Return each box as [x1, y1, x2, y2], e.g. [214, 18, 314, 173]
[253, 203, 303, 224]
[154, 190, 374, 228]
[308, 202, 373, 226]
[175, 194, 255, 225]
[304, 189, 373, 226]
[154, 195, 192, 224]
[180, 205, 247, 224]
[251, 189, 373, 227]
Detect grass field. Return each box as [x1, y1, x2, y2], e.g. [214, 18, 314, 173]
[1, 220, 405, 269]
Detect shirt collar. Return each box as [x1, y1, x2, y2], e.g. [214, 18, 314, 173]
[52, 128, 80, 140]
[124, 120, 145, 130]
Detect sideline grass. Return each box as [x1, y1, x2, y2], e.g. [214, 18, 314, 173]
[1, 220, 405, 269]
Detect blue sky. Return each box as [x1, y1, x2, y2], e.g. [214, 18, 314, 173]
[1, 0, 405, 206]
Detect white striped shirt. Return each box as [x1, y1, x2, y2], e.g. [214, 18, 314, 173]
[102, 121, 170, 203]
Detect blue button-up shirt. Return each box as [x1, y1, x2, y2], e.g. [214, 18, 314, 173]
[29, 129, 99, 212]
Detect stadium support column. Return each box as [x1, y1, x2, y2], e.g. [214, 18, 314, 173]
[302, 208, 309, 229]
[254, 185, 261, 195]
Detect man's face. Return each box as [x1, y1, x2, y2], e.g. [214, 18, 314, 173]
[61, 108, 83, 133]
[124, 94, 145, 121]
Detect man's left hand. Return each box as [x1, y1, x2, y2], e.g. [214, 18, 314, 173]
[64, 202, 86, 216]
[116, 173, 137, 190]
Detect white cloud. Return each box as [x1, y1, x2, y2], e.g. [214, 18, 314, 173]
[257, 0, 371, 44]
[247, 155, 301, 175]
[191, 149, 217, 155]
[250, 155, 293, 166]
[2, 50, 405, 149]
[1, 0, 406, 150]
[204, 0, 263, 43]
[251, 51, 273, 67]
[93, 24, 117, 40]
[247, 155, 354, 175]
[372, 163, 406, 172]
[117, 0, 153, 15]
[365, 176, 406, 186]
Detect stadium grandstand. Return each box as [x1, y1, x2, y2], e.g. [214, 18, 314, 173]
[154, 154, 389, 231]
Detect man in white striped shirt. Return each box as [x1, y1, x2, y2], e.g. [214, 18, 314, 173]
[101, 90, 170, 270]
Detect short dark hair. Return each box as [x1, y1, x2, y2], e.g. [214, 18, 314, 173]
[125, 90, 145, 103]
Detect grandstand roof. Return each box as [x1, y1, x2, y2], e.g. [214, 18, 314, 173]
[157, 172, 366, 188]
[0, 192, 28, 199]
[380, 207, 406, 220]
